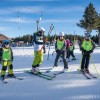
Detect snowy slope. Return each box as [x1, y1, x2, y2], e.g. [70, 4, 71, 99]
[0, 46, 100, 100]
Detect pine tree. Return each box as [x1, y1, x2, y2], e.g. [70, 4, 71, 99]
[77, 2, 99, 33]
[96, 15, 100, 46]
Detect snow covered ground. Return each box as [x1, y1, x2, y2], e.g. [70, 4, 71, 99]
[0, 46, 100, 100]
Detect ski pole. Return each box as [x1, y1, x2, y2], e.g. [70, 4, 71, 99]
[78, 54, 83, 70]
[91, 55, 99, 77]
[47, 24, 54, 60]
[47, 42, 51, 60]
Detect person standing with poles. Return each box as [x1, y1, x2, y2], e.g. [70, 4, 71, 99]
[0, 40, 15, 80]
[32, 27, 46, 74]
[53, 32, 68, 70]
[80, 32, 95, 73]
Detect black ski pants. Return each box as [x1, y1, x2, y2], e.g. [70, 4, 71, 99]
[81, 53, 90, 70]
[54, 51, 68, 69]
[66, 49, 70, 59]
[69, 51, 75, 58]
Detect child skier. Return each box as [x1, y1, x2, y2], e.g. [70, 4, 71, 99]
[0, 40, 15, 80]
[66, 39, 70, 61]
[32, 27, 45, 73]
[80, 32, 95, 73]
[53, 32, 68, 70]
[69, 41, 76, 60]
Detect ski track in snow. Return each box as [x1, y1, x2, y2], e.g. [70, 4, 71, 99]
[0, 46, 100, 100]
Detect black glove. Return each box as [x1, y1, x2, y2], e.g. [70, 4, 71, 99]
[82, 49, 89, 55]
[56, 50, 59, 53]
[43, 50, 46, 54]
[11, 57, 13, 62]
[82, 49, 86, 53]
[89, 50, 93, 54]
[56, 50, 62, 53]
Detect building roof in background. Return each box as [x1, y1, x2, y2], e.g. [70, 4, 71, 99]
[0, 34, 10, 41]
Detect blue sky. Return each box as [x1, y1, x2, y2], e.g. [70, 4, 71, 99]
[0, 0, 100, 38]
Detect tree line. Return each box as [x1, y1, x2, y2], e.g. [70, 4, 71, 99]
[13, 34, 98, 45]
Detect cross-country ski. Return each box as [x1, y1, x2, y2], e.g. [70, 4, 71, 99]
[25, 70, 55, 80]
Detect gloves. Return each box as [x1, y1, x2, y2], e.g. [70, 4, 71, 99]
[56, 50, 62, 53]
[82, 49, 89, 55]
[43, 50, 46, 54]
[82, 48, 86, 52]
[56, 50, 59, 53]
[11, 57, 13, 62]
[89, 50, 93, 54]
[82, 49, 86, 54]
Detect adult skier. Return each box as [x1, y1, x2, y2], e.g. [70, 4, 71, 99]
[53, 32, 68, 70]
[32, 27, 45, 73]
[0, 40, 15, 80]
[80, 32, 95, 73]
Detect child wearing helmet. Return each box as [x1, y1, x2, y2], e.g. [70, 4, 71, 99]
[0, 40, 15, 80]
[53, 32, 68, 70]
[80, 32, 95, 73]
[32, 27, 46, 73]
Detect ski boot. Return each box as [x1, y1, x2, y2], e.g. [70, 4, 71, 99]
[1, 75, 5, 80]
[85, 68, 90, 73]
[63, 68, 68, 72]
[32, 67, 40, 74]
[80, 69, 85, 74]
[72, 57, 76, 60]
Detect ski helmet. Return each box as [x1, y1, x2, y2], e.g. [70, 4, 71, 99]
[59, 32, 64, 36]
[3, 40, 10, 44]
[39, 27, 45, 32]
[2, 40, 10, 47]
[85, 32, 90, 37]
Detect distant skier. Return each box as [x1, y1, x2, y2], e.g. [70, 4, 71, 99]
[80, 32, 95, 73]
[53, 32, 68, 70]
[65, 39, 70, 61]
[69, 41, 76, 60]
[32, 27, 45, 73]
[0, 40, 15, 80]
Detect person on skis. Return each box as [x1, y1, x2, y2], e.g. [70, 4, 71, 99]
[32, 27, 45, 73]
[53, 32, 68, 70]
[80, 32, 95, 73]
[65, 39, 70, 61]
[0, 40, 15, 80]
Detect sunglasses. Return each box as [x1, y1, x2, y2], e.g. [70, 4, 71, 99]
[4, 42, 10, 45]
